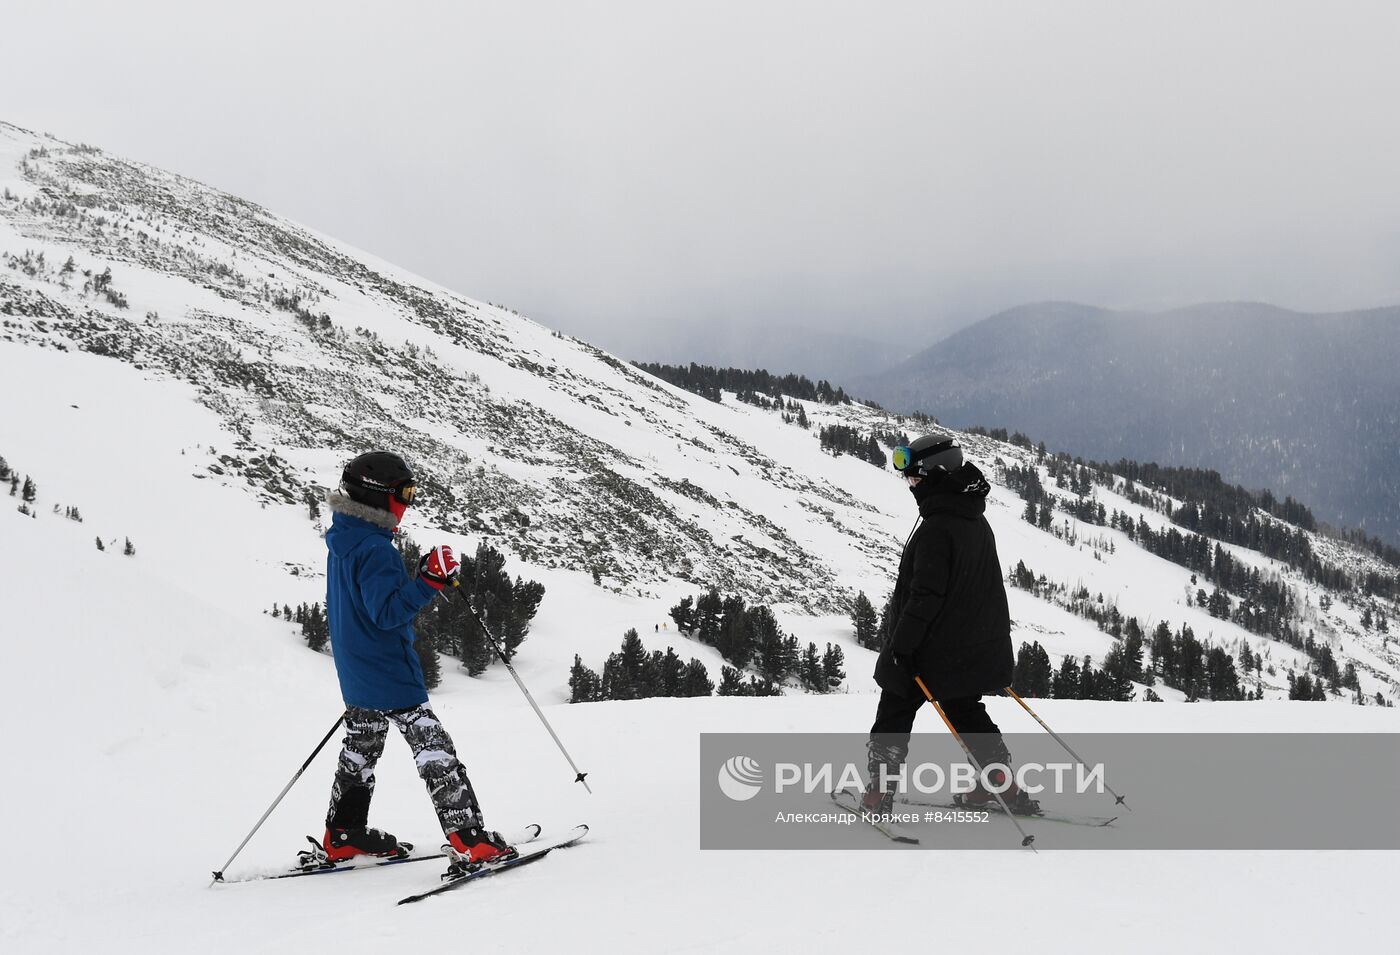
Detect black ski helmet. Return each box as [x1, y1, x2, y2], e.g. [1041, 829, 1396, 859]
[897, 434, 963, 477]
[341, 450, 416, 511]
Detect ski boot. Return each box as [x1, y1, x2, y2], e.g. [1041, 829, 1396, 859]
[957, 776, 1042, 816]
[443, 825, 516, 876]
[322, 825, 408, 863]
[860, 785, 894, 815]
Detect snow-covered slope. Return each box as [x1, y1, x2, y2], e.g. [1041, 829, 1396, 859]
[3, 122, 1399, 952]
[3, 506, 1398, 953]
[5, 119, 1395, 704]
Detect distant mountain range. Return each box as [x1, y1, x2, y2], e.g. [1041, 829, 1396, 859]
[856, 301, 1400, 546]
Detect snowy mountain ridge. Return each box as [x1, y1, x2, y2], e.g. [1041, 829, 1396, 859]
[0, 119, 881, 613]
[3, 118, 1398, 710]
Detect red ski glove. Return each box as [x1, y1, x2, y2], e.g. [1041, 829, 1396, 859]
[418, 545, 460, 590]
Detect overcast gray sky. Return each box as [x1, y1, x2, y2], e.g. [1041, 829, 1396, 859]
[5, 0, 1400, 363]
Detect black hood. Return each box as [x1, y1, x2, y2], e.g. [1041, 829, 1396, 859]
[911, 462, 991, 519]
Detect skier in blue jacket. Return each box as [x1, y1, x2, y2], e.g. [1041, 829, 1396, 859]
[320, 450, 514, 865]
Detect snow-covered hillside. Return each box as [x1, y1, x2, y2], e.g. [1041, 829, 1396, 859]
[4, 119, 1395, 704]
[3, 121, 1400, 953]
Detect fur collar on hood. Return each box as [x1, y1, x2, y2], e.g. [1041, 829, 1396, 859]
[327, 489, 399, 529]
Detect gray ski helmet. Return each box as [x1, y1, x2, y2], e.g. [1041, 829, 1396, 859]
[902, 434, 963, 476]
[342, 450, 416, 511]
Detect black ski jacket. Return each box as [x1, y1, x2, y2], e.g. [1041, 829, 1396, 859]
[873, 463, 1014, 700]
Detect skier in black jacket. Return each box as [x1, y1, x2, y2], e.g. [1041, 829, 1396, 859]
[863, 434, 1039, 815]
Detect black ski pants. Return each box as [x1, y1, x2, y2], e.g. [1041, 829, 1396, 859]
[867, 688, 1010, 785]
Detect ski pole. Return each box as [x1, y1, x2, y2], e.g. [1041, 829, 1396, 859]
[914, 676, 1036, 850]
[1003, 686, 1129, 809]
[453, 586, 592, 793]
[211, 713, 345, 883]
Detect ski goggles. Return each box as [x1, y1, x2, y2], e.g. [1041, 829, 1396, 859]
[348, 476, 418, 505]
[892, 445, 914, 472]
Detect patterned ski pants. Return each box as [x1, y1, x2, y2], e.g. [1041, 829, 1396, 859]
[326, 704, 482, 836]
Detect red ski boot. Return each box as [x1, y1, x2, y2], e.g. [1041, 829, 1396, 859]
[323, 826, 404, 862]
[446, 825, 516, 865]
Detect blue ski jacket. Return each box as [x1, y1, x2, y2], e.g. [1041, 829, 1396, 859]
[324, 498, 437, 710]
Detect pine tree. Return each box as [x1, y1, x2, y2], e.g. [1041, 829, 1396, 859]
[303, 603, 329, 653]
[875, 591, 894, 648]
[8, 474, 18, 497]
[718, 595, 753, 666]
[694, 588, 723, 648]
[1013, 560, 1037, 592]
[568, 655, 602, 703]
[1051, 655, 1081, 698]
[1289, 672, 1310, 700]
[501, 578, 545, 655]
[21, 476, 36, 502]
[1122, 617, 1146, 683]
[1012, 641, 1053, 697]
[604, 629, 651, 700]
[669, 595, 695, 633]
[822, 643, 845, 690]
[1341, 662, 1360, 692]
[799, 642, 824, 692]
[680, 659, 714, 697]
[123, 537, 136, 556]
[460, 606, 495, 675]
[95, 536, 105, 551]
[717, 665, 746, 697]
[1100, 644, 1135, 701]
[0, 457, 9, 481]
[850, 592, 878, 649]
[1204, 647, 1241, 700]
[1150, 621, 1176, 685]
[416, 633, 442, 690]
[756, 627, 797, 684]
[658, 647, 684, 697]
[1076, 655, 1101, 700]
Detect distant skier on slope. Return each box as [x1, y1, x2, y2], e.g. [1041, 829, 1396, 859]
[863, 434, 1040, 815]
[319, 450, 515, 864]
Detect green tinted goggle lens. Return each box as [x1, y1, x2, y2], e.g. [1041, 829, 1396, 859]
[892, 446, 912, 471]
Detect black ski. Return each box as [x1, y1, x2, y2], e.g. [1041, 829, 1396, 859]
[214, 825, 543, 884]
[830, 790, 920, 844]
[396, 824, 589, 905]
[896, 795, 1117, 828]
